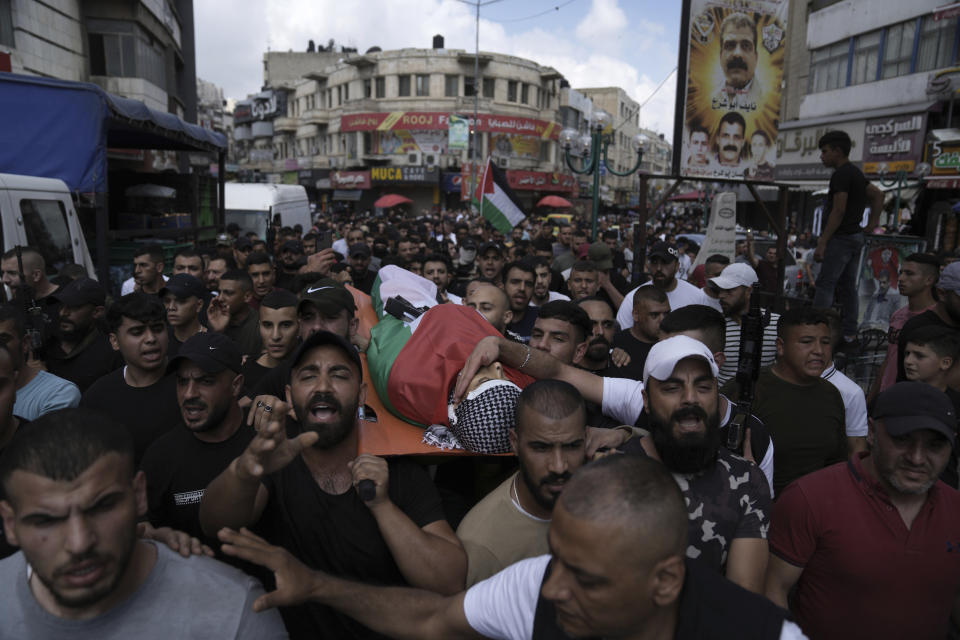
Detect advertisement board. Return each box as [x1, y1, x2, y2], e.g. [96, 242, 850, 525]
[862, 113, 926, 176]
[341, 112, 559, 139]
[675, 0, 789, 181]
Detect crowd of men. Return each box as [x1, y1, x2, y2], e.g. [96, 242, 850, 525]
[0, 160, 957, 639]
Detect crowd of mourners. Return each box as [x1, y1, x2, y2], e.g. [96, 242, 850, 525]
[0, 201, 956, 640]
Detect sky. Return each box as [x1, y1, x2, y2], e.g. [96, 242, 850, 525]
[195, 0, 682, 138]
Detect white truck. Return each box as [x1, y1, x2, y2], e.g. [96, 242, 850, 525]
[0, 173, 96, 279]
[224, 183, 312, 240]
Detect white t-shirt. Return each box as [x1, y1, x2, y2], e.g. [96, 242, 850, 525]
[463, 554, 808, 640]
[677, 253, 692, 280]
[616, 279, 711, 330]
[600, 376, 645, 426]
[120, 274, 169, 296]
[530, 291, 570, 306]
[821, 363, 868, 437]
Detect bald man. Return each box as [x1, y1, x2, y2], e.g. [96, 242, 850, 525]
[464, 282, 513, 335]
[1, 248, 61, 351]
[219, 455, 804, 639]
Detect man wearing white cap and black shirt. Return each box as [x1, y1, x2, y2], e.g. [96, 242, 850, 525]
[766, 382, 960, 640]
[619, 335, 771, 593]
[140, 332, 254, 550]
[160, 273, 208, 358]
[47, 276, 123, 393]
[710, 263, 779, 386]
[616, 241, 709, 330]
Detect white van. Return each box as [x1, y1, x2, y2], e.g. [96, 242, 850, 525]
[224, 183, 312, 240]
[0, 173, 95, 278]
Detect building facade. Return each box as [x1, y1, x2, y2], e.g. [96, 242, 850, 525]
[233, 40, 588, 213]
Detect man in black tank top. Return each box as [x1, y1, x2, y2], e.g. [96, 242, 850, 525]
[218, 455, 805, 640]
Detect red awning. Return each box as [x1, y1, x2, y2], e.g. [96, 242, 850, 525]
[536, 195, 573, 208]
[669, 190, 706, 201]
[374, 194, 413, 208]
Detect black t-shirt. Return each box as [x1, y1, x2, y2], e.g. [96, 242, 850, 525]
[241, 358, 273, 396]
[506, 306, 539, 343]
[248, 361, 291, 401]
[609, 329, 653, 381]
[896, 310, 955, 382]
[828, 162, 869, 236]
[221, 309, 263, 359]
[351, 269, 377, 295]
[256, 454, 446, 640]
[81, 369, 182, 465]
[46, 331, 123, 393]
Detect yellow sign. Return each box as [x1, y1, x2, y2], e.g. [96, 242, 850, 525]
[863, 161, 915, 175]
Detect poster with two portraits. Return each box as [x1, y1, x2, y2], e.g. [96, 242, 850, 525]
[676, 0, 788, 182]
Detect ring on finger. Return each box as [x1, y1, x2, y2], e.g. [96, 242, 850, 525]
[263, 405, 273, 413]
[256, 400, 265, 409]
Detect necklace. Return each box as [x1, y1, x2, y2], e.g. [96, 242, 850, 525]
[510, 476, 550, 523]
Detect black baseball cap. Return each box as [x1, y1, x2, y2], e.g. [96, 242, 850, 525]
[235, 237, 253, 251]
[159, 274, 207, 300]
[299, 279, 357, 316]
[478, 241, 504, 256]
[349, 243, 371, 258]
[282, 240, 304, 254]
[648, 241, 679, 261]
[288, 330, 362, 380]
[871, 382, 957, 446]
[167, 332, 242, 375]
[52, 277, 106, 307]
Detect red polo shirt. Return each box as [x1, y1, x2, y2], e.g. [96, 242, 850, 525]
[770, 452, 960, 640]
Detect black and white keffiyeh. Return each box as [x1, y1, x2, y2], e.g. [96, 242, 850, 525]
[421, 380, 521, 453]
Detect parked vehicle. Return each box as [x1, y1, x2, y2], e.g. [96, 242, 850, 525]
[224, 183, 311, 240]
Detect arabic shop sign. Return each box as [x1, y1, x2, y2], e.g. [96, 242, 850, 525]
[862, 113, 926, 176]
[331, 170, 371, 189]
[506, 170, 577, 192]
[370, 166, 439, 184]
[234, 90, 288, 125]
[929, 140, 960, 176]
[340, 112, 559, 139]
[774, 121, 865, 181]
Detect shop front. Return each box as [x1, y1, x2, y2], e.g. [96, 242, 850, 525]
[369, 165, 440, 216]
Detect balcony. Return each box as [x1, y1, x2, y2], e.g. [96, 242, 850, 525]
[273, 116, 297, 133]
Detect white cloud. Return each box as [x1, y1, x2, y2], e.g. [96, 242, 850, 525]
[195, 0, 677, 138]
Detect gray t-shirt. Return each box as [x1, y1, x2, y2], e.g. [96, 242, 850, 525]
[0, 543, 287, 639]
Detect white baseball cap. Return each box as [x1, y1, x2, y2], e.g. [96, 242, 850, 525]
[709, 263, 758, 290]
[643, 335, 719, 386]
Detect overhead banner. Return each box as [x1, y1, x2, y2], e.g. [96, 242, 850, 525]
[448, 114, 469, 151]
[675, 0, 788, 181]
[341, 112, 559, 139]
[692, 191, 737, 267]
[490, 133, 540, 160]
[377, 130, 448, 155]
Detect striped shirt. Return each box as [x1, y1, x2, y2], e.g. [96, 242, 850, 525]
[719, 312, 780, 386]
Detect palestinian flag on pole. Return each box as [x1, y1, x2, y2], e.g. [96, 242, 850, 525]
[476, 157, 526, 233]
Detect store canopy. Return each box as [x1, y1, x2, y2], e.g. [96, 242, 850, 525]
[374, 194, 413, 208]
[536, 195, 573, 208]
[0, 73, 227, 194]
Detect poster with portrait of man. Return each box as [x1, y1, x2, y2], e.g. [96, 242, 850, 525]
[676, 0, 788, 181]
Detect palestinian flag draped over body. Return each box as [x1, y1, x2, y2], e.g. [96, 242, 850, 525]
[476, 156, 526, 233]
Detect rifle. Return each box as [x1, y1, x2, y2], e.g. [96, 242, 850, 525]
[727, 283, 768, 454]
[15, 246, 46, 362]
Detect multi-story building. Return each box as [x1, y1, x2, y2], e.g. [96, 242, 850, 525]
[1, 0, 197, 120]
[577, 87, 642, 206]
[776, 0, 959, 236]
[233, 37, 583, 213]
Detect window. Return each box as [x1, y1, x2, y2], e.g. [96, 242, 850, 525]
[398, 75, 411, 97]
[375, 77, 385, 98]
[917, 15, 957, 72]
[336, 86, 342, 105]
[465, 76, 476, 97]
[87, 20, 165, 91]
[20, 199, 73, 273]
[808, 41, 849, 93]
[343, 83, 349, 101]
[507, 80, 518, 102]
[0, 0, 13, 47]
[851, 31, 880, 85]
[364, 78, 372, 98]
[445, 74, 459, 97]
[416, 74, 430, 96]
[521, 83, 529, 104]
[482, 78, 495, 98]
[883, 21, 916, 78]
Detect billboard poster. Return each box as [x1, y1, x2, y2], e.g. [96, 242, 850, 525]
[448, 114, 469, 151]
[676, 0, 788, 181]
[489, 133, 540, 160]
[377, 130, 448, 155]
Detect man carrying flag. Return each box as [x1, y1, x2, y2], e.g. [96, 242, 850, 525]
[475, 157, 526, 234]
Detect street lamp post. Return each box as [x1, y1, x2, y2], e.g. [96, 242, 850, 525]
[559, 111, 647, 241]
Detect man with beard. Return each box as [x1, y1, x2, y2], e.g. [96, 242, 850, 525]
[242, 290, 301, 394]
[46, 277, 123, 393]
[120, 244, 168, 296]
[724, 307, 846, 496]
[711, 12, 763, 112]
[160, 274, 208, 358]
[0, 408, 287, 637]
[710, 263, 779, 386]
[422, 254, 460, 304]
[456, 380, 587, 587]
[81, 293, 182, 465]
[503, 261, 538, 343]
[575, 297, 618, 373]
[173, 248, 205, 280]
[140, 332, 253, 549]
[274, 241, 305, 294]
[622, 335, 771, 593]
[766, 382, 960, 640]
[218, 455, 801, 640]
[348, 243, 378, 295]
[616, 242, 708, 330]
[200, 331, 466, 639]
[205, 255, 236, 294]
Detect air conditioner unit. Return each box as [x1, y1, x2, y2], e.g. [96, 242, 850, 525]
[424, 153, 438, 167]
[406, 151, 422, 166]
[496, 157, 508, 169]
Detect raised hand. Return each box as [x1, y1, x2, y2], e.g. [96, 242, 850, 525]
[236, 399, 318, 480]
